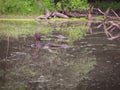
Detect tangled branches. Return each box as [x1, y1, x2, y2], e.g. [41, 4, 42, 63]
[89, 8, 120, 40]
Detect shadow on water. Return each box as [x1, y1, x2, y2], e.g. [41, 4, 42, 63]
[0, 20, 120, 90]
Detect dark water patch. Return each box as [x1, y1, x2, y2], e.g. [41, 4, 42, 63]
[0, 21, 120, 90]
[76, 22, 120, 90]
[0, 36, 14, 59]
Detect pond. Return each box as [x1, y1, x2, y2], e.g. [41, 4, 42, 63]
[0, 20, 120, 90]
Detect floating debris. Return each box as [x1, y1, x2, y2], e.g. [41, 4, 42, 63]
[60, 44, 72, 49]
[56, 35, 67, 39]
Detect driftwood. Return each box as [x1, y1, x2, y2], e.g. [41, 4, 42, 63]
[103, 9, 120, 40]
[104, 21, 120, 40]
[35, 4, 120, 40]
[51, 12, 69, 18]
[88, 8, 120, 40]
[108, 21, 120, 29]
[93, 8, 120, 40]
[65, 11, 87, 18]
[106, 9, 120, 21]
[104, 8, 120, 21]
[36, 10, 69, 20]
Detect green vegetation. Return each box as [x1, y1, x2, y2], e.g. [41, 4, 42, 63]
[56, 0, 89, 11]
[0, 20, 87, 44]
[0, 0, 43, 15]
[92, 1, 120, 10]
[0, 0, 89, 15]
[16, 85, 26, 90]
[0, 0, 120, 15]
[0, 20, 38, 38]
[22, 66, 37, 78]
[64, 24, 87, 44]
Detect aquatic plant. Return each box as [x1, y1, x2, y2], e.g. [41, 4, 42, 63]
[0, 20, 38, 38]
[60, 23, 88, 44]
[0, 20, 88, 45]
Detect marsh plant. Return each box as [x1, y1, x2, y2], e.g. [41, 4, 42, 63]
[0, 20, 38, 38]
[0, 20, 88, 44]
[52, 22, 88, 44]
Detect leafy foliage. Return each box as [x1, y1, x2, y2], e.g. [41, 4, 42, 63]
[93, 1, 120, 10]
[66, 0, 89, 10]
[0, 0, 89, 15]
[0, 0, 43, 15]
[0, 0, 119, 15]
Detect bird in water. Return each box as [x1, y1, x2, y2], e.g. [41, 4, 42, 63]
[34, 32, 42, 41]
[33, 32, 70, 49]
[34, 32, 67, 41]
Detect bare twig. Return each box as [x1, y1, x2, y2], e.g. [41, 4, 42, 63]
[111, 9, 120, 18]
[109, 27, 116, 32]
[108, 34, 120, 40]
[108, 21, 120, 29]
[96, 23, 103, 28]
[106, 25, 113, 31]
[96, 8, 104, 15]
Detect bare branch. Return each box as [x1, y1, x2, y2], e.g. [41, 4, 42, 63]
[109, 21, 120, 29]
[111, 9, 120, 18]
[97, 8, 104, 15]
[106, 25, 113, 31]
[93, 8, 104, 15]
[105, 30, 113, 37]
[96, 23, 103, 28]
[109, 27, 116, 32]
[108, 34, 120, 40]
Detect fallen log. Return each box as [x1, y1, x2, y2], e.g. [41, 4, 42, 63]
[51, 12, 69, 18]
[36, 11, 69, 20]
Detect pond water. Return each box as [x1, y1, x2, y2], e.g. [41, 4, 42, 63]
[0, 20, 120, 90]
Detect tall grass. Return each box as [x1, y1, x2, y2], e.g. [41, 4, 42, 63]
[0, 20, 88, 45]
[0, 20, 38, 38]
